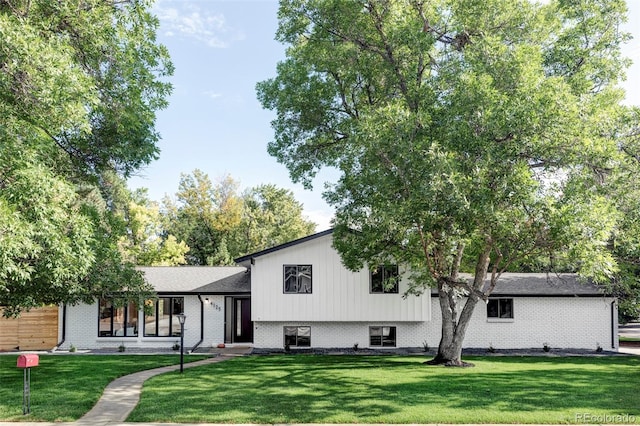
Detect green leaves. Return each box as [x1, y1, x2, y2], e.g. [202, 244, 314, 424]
[117, 196, 189, 267]
[0, 0, 170, 314]
[259, 0, 633, 288]
[238, 184, 317, 254]
[0, 152, 94, 312]
[162, 171, 316, 265]
[0, 0, 172, 179]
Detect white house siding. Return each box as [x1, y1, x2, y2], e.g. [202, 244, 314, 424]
[61, 295, 227, 350]
[255, 297, 617, 351]
[254, 321, 430, 349]
[251, 233, 430, 322]
[424, 296, 618, 350]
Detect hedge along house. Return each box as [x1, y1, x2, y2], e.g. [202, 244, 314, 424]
[235, 229, 619, 352]
[59, 267, 251, 352]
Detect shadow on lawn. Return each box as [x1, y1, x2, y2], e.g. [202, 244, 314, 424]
[0, 355, 196, 421]
[131, 355, 640, 423]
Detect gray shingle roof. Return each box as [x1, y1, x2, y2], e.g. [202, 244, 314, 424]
[137, 266, 250, 294]
[432, 272, 605, 296]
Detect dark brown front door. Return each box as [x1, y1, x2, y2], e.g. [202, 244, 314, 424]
[225, 297, 252, 343]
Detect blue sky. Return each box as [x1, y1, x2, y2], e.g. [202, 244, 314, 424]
[128, 0, 640, 232]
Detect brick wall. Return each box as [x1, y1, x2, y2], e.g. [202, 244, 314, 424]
[425, 296, 617, 350]
[254, 296, 617, 351]
[62, 295, 226, 351]
[253, 321, 429, 349]
[61, 294, 616, 351]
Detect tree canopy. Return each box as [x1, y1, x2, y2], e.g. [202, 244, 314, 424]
[236, 183, 317, 254]
[116, 187, 190, 267]
[0, 0, 172, 315]
[257, 0, 636, 364]
[163, 170, 317, 265]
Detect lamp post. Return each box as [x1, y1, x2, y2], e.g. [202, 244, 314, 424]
[176, 313, 186, 373]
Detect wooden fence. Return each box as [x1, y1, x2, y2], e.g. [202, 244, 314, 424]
[0, 306, 59, 351]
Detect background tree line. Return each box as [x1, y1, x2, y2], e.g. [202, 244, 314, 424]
[115, 169, 316, 267]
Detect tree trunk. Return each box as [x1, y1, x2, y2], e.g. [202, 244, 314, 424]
[425, 285, 480, 367]
[426, 241, 492, 367]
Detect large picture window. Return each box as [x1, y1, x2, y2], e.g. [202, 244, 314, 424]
[369, 326, 396, 347]
[284, 326, 311, 347]
[98, 300, 138, 337]
[144, 297, 184, 337]
[284, 265, 312, 293]
[487, 298, 514, 319]
[370, 265, 399, 293]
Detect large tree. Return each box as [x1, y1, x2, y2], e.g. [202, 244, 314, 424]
[163, 170, 241, 265]
[257, 0, 632, 364]
[606, 108, 640, 322]
[164, 170, 317, 265]
[117, 188, 189, 266]
[0, 0, 172, 315]
[164, 169, 315, 265]
[232, 184, 317, 255]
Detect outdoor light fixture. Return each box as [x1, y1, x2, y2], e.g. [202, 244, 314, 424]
[176, 313, 186, 373]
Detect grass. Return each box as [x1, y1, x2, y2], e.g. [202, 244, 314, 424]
[0, 354, 210, 421]
[129, 354, 640, 424]
[620, 336, 640, 342]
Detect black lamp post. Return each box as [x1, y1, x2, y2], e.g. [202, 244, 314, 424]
[176, 313, 186, 373]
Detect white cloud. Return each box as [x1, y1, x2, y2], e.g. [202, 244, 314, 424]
[203, 90, 222, 100]
[304, 209, 335, 232]
[154, 1, 245, 48]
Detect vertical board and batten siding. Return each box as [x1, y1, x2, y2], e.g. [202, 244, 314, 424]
[251, 233, 430, 322]
[0, 306, 59, 351]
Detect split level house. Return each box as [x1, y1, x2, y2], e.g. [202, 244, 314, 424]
[1, 229, 619, 352]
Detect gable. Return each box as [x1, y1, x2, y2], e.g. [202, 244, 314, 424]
[249, 232, 431, 322]
[235, 229, 334, 267]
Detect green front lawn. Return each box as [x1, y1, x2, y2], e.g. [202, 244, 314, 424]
[0, 354, 210, 421]
[130, 355, 640, 424]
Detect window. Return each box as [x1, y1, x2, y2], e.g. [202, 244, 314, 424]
[370, 265, 399, 293]
[144, 297, 184, 337]
[284, 326, 311, 347]
[487, 298, 514, 319]
[370, 326, 396, 347]
[98, 300, 138, 337]
[284, 265, 312, 293]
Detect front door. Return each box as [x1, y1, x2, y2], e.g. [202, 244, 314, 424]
[225, 297, 253, 343]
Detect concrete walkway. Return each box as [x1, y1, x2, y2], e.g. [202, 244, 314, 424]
[77, 358, 220, 424]
[0, 346, 252, 426]
[77, 347, 251, 425]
